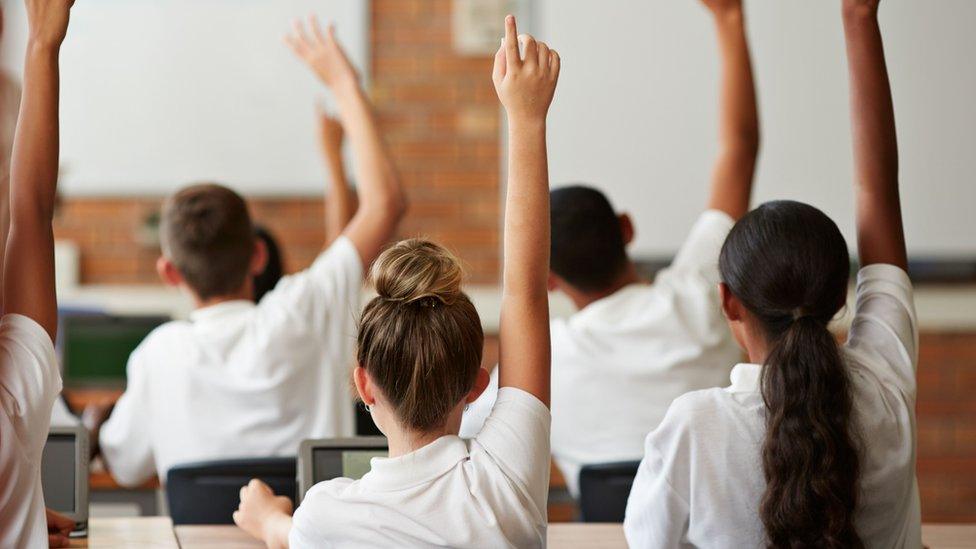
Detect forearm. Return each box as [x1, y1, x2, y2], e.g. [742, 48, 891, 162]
[333, 84, 402, 219]
[843, 5, 906, 268]
[498, 119, 551, 404]
[323, 148, 355, 245]
[261, 512, 293, 549]
[707, 6, 759, 220]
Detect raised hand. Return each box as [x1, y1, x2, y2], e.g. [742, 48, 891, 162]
[317, 104, 345, 157]
[25, 0, 74, 48]
[492, 15, 560, 123]
[285, 16, 359, 91]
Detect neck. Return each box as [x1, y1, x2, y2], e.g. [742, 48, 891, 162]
[385, 425, 454, 458]
[192, 282, 255, 309]
[566, 262, 644, 310]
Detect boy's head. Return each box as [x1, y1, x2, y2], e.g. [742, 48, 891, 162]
[549, 185, 634, 294]
[157, 183, 266, 301]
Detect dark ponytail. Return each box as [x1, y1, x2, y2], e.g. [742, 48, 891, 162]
[719, 201, 862, 549]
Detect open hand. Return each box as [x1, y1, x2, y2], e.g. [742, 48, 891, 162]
[285, 16, 359, 92]
[492, 15, 560, 123]
[233, 479, 293, 543]
[46, 508, 73, 548]
[25, 0, 74, 49]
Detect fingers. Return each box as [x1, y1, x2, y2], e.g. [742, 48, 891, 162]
[309, 14, 327, 46]
[520, 34, 538, 67]
[504, 15, 521, 71]
[232, 511, 242, 526]
[48, 534, 70, 548]
[536, 41, 550, 71]
[239, 484, 249, 502]
[549, 49, 561, 80]
[492, 44, 506, 86]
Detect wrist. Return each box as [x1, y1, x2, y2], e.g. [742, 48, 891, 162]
[26, 39, 62, 58]
[508, 115, 547, 134]
[842, 3, 879, 25]
[260, 511, 291, 548]
[331, 77, 364, 100]
[712, 6, 745, 26]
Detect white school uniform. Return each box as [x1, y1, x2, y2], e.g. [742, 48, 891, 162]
[100, 237, 363, 486]
[461, 210, 741, 496]
[290, 388, 551, 549]
[0, 315, 61, 549]
[624, 264, 922, 549]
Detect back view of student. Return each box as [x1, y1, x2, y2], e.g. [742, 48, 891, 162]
[93, 25, 406, 486]
[0, 0, 74, 546]
[542, 0, 760, 495]
[625, 0, 921, 547]
[231, 15, 559, 548]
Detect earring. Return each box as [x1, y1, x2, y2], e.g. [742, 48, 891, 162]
[363, 403, 373, 413]
[464, 404, 470, 412]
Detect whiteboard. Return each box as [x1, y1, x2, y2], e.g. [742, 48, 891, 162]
[534, 0, 976, 256]
[0, 0, 369, 196]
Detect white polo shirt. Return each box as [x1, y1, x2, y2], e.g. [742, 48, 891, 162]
[624, 264, 922, 548]
[0, 315, 61, 549]
[290, 388, 551, 548]
[100, 237, 363, 486]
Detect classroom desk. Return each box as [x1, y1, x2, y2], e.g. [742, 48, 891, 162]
[66, 519, 976, 548]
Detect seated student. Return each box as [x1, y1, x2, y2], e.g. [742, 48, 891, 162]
[0, 0, 75, 546]
[464, 0, 760, 496]
[252, 109, 351, 303]
[625, 0, 921, 547]
[230, 15, 559, 548]
[88, 25, 406, 487]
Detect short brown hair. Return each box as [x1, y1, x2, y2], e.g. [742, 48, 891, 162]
[357, 239, 484, 432]
[160, 183, 255, 300]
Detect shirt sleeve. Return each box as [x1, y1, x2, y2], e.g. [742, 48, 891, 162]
[0, 314, 60, 456]
[665, 210, 736, 282]
[623, 409, 691, 549]
[256, 236, 364, 336]
[474, 387, 551, 513]
[845, 264, 918, 396]
[99, 345, 157, 487]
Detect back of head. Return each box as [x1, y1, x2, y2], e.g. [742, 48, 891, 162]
[253, 225, 284, 303]
[160, 183, 255, 300]
[550, 185, 628, 293]
[357, 239, 484, 432]
[719, 200, 862, 549]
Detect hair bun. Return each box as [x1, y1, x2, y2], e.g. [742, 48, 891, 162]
[372, 239, 464, 306]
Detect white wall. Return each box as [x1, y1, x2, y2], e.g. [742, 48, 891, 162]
[535, 0, 976, 256]
[0, 0, 369, 196]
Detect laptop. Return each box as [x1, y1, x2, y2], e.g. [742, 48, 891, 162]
[41, 426, 90, 538]
[296, 437, 388, 503]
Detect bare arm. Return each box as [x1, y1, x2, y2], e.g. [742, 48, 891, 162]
[287, 18, 406, 268]
[702, 0, 760, 220]
[843, 0, 907, 269]
[317, 107, 356, 246]
[234, 479, 293, 549]
[493, 16, 560, 406]
[4, 0, 74, 341]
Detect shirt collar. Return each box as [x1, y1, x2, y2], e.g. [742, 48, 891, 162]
[727, 363, 762, 394]
[570, 283, 649, 325]
[361, 436, 470, 491]
[189, 299, 256, 323]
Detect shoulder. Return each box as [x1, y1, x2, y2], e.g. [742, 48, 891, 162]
[648, 388, 733, 449]
[292, 479, 358, 539]
[127, 320, 193, 364]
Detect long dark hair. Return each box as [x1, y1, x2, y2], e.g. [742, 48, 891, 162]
[719, 200, 862, 548]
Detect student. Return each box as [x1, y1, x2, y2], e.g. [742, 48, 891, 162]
[0, 0, 74, 546]
[462, 0, 760, 497]
[88, 22, 406, 486]
[252, 109, 352, 303]
[624, 0, 921, 546]
[231, 15, 559, 547]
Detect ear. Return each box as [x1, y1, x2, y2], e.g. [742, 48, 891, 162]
[719, 282, 743, 322]
[465, 368, 491, 404]
[619, 213, 635, 246]
[250, 238, 269, 276]
[353, 366, 375, 406]
[156, 257, 183, 287]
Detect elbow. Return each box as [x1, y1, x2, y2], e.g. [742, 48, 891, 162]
[386, 179, 408, 223]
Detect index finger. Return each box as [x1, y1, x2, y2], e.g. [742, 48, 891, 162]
[504, 15, 521, 70]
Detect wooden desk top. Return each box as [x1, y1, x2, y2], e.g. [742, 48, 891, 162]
[70, 517, 177, 548]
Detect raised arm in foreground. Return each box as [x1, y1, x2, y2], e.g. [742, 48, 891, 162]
[493, 15, 560, 406]
[287, 17, 405, 267]
[701, 0, 760, 220]
[842, 0, 907, 269]
[4, 0, 74, 340]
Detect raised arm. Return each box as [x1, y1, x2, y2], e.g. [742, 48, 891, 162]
[317, 106, 356, 246]
[286, 18, 405, 267]
[701, 0, 760, 220]
[843, 0, 906, 269]
[4, 0, 74, 340]
[493, 15, 560, 406]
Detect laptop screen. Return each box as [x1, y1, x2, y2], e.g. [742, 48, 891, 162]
[42, 433, 77, 513]
[311, 447, 386, 483]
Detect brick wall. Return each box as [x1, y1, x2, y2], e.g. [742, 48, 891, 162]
[53, 0, 501, 286]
